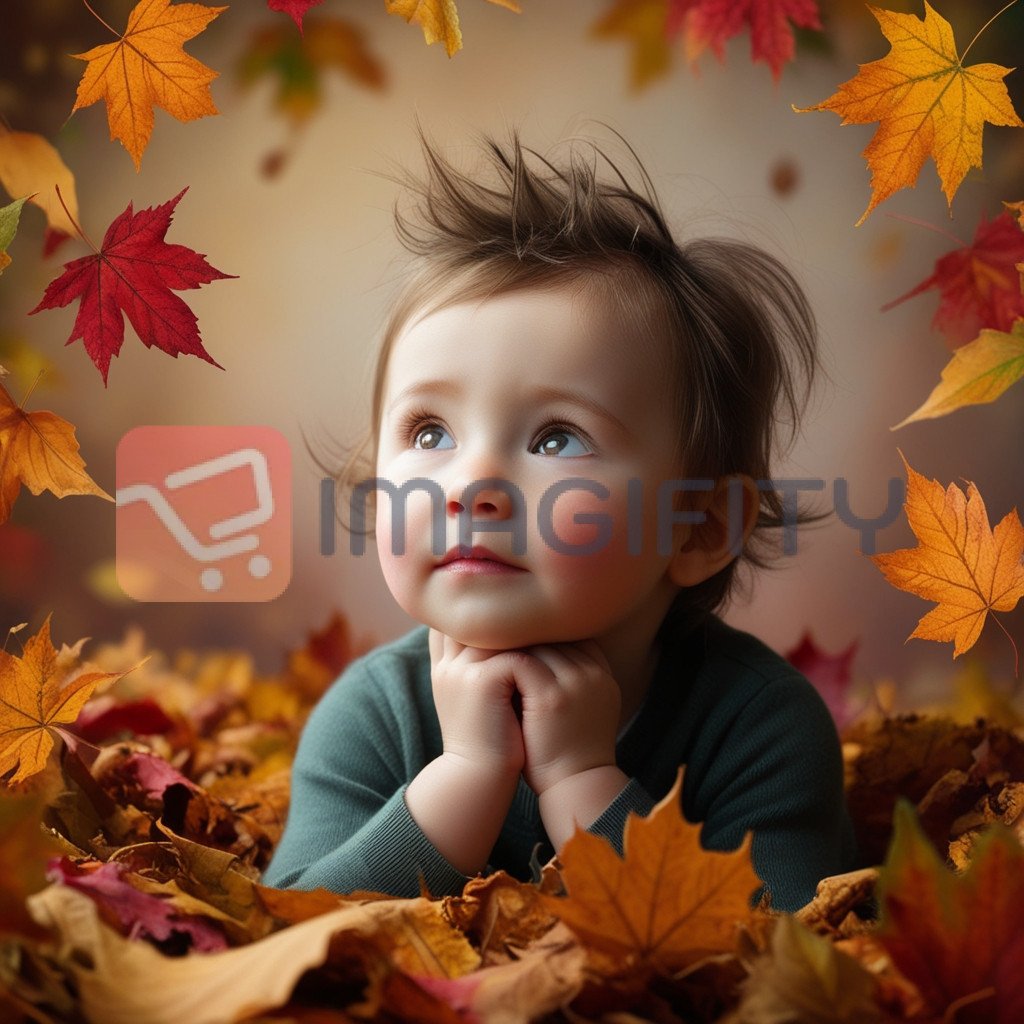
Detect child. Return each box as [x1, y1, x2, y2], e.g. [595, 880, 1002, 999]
[262, 122, 860, 913]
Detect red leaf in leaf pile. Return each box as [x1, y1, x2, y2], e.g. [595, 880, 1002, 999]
[29, 188, 236, 386]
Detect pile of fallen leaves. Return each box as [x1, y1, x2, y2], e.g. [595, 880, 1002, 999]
[1, 611, 1023, 1024]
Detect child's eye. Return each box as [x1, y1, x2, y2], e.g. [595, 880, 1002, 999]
[412, 424, 454, 450]
[532, 426, 591, 458]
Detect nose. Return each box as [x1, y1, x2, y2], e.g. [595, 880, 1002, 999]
[447, 476, 515, 518]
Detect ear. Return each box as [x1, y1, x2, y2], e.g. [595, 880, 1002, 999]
[667, 474, 760, 588]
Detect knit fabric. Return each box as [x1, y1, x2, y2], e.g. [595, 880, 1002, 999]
[262, 613, 860, 913]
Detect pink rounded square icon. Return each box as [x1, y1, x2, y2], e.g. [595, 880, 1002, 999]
[116, 426, 291, 602]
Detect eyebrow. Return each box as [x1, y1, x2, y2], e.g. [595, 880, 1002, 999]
[387, 380, 632, 437]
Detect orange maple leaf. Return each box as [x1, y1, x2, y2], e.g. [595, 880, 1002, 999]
[870, 450, 1024, 669]
[0, 615, 126, 785]
[875, 798, 1024, 1020]
[385, 0, 522, 58]
[0, 379, 113, 525]
[536, 766, 762, 976]
[71, 0, 226, 171]
[793, 2, 1023, 226]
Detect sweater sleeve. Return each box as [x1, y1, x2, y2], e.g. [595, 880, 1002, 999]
[695, 671, 860, 914]
[260, 654, 484, 898]
[584, 776, 656, 854]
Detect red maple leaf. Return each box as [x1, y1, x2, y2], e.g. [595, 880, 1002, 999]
[667, 0, 822, 82]
[882, 210, 1024, 349]
[267, 0, 324, 33]
[784, 631, 863, 732]
[28, 188, 235, 386]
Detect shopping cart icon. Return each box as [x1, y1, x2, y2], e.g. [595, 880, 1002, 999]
[115, 426, 291, 602]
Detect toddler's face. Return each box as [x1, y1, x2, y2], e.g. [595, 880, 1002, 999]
[373, 283, 686, 649]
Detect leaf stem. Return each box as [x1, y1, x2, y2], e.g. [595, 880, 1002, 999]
[80, 0, 120, 39]
[884, 212, 967, 248]
[18, 370, 45, 412]
[55, 184, 98, 254]
[961, 0, 1017, 62]
[989, 612, 1020, 680]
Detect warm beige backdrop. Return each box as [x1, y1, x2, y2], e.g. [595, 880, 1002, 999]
[3, 1, 1022, 703]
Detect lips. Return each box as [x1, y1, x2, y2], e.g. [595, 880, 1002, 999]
[437, 544, 520, 568]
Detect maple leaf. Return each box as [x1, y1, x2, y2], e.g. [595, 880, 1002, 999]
[733, 913, 880, 1021]
[70, 0, 226, 171]
[28, 188, 235, 386]
[0, 197, 30, 275]
[0, 380, 112, 525]
[0, 615, 125, 786]
[668, 0, 823, 82]
[590, 0, 674, 92]
[882, 211, 1024, 346]
[869, 449, 1024, 668]
[267, 0, 325, 34]
[875, 798, 1024, 1022]
[784, 631, 863, 731]
[0, 790, 65, 941]
[0, 129, 80, 256]
[238, 17, 387, 128]
[536, 766, 762, 975]
[892, 317, 1024, 428]
[793, 2, 1024, 226]
[385, 0, 522, 58]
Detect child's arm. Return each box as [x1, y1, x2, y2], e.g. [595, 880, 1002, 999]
[404, 755, 520, 876]
[261, 637, 519, 897]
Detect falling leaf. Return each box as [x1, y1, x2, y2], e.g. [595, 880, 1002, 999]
[536, 766, 762, 976]
[0, 129, 80, 255]
[892, 317, 1024, 428]
[785, 631, 864, 733]
[0, 615, 125, 785]
[28, 188, 235, 386]
[70, 0, 227, 171]
[385, 0, 522, 58]
[668, 0, 823, 82]
[882, 211, 1024, 346]
[590, 0, 673, 91]
[793, 2, 1024, 226]
[869, 450, 1024, 665]
[0, 197, 30, 274]
[237, 17, 386, 129]
[874, 798, 1024, 1022]
[267, 0, 325, 33]
[0, 380, 113, 525]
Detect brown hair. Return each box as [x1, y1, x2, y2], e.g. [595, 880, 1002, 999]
[310, 118, 832, 629]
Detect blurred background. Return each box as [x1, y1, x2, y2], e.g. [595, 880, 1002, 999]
[1, 0, 1022, 706]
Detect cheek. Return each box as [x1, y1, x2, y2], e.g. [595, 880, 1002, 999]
[539, 487, 630, 565]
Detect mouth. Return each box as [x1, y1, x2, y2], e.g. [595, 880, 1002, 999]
[436, 545, 524, 571]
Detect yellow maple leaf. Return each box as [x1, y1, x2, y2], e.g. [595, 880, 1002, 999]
[590, 0, 672, 92]
[0, 379, 113, 526]
[70, 0, 226, 171]
[892, 317, 1024, 428]
[0, 615, 125, 785]
[793, 2, 1023, 226]
[0, 129, 80, 241]
[385, 0, 521, 58]
[537, 766, 762, 975]
[870, 450, 1024, 665]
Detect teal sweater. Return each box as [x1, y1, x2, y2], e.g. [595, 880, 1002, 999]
[262, 613, 860, 913]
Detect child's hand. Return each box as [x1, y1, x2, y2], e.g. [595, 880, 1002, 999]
[514, 639, 621, 797]
[428, 629, 527, 780]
